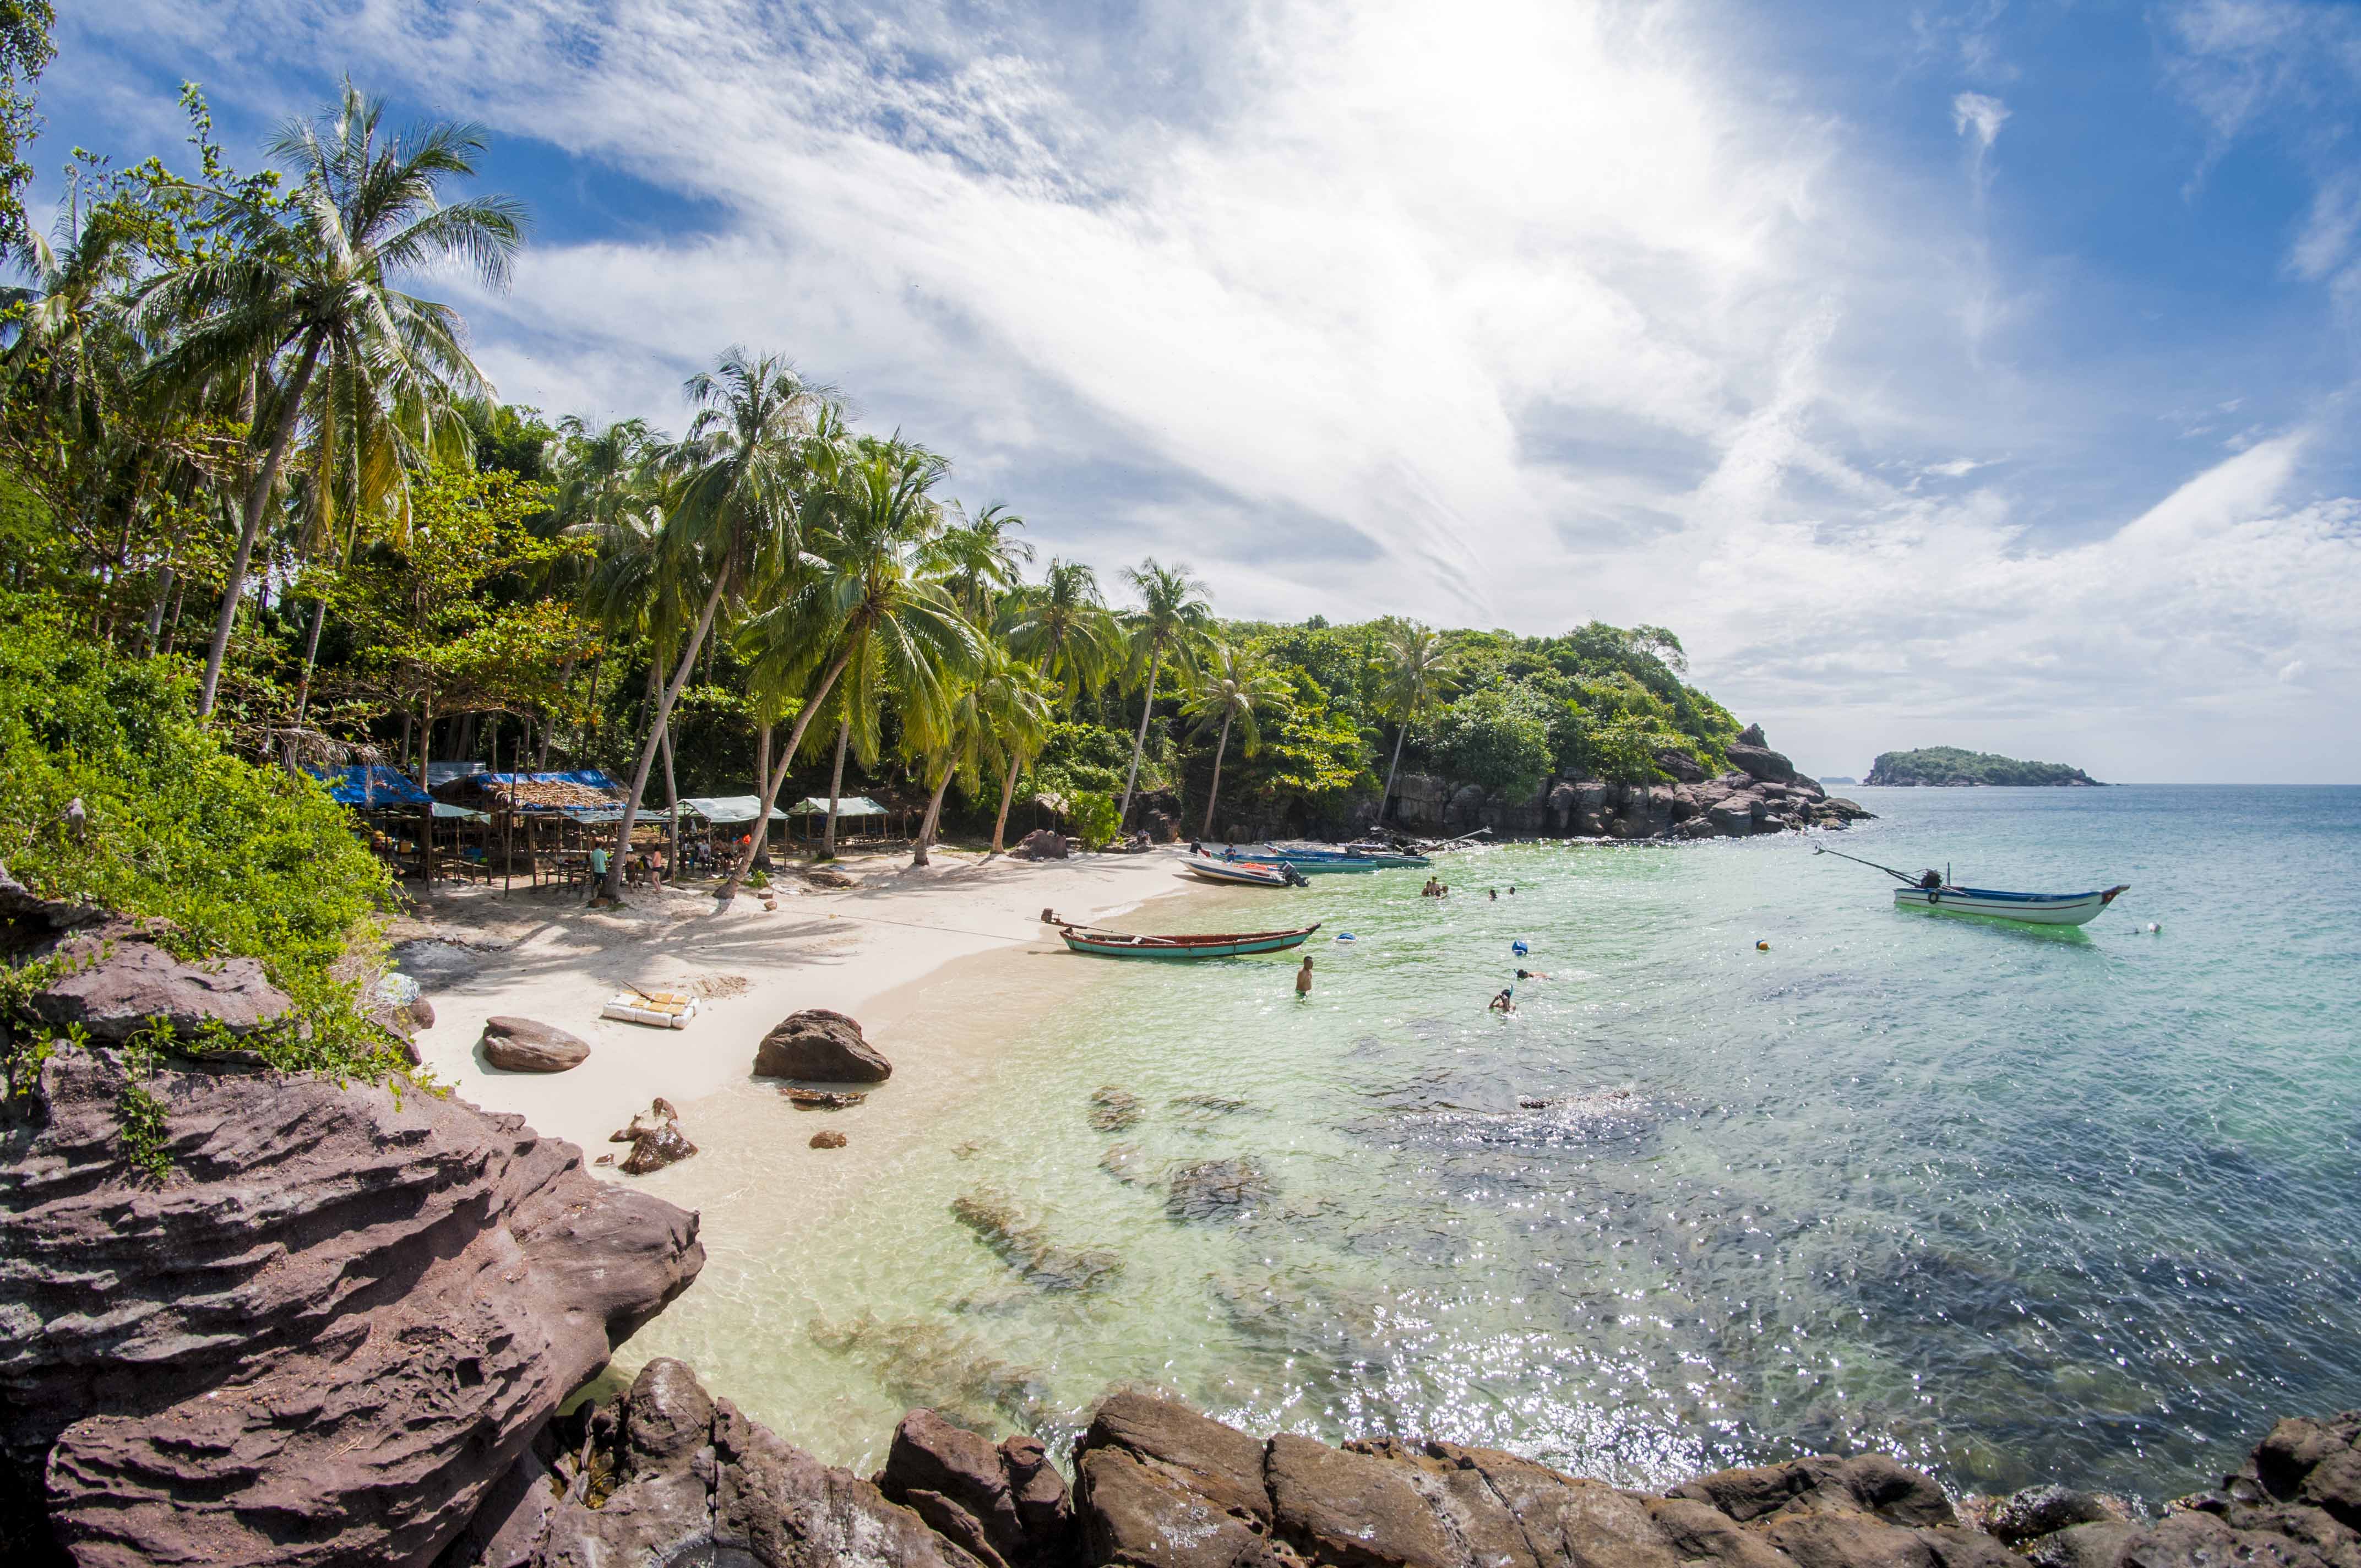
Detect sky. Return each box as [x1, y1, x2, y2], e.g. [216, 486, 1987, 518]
[35, 0, 2361, 781]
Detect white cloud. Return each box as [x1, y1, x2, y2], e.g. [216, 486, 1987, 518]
[53, 0, 2361, 779]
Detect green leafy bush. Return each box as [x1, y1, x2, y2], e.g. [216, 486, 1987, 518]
[1067, 790, 1120, 850]
[0, 609, 402, 1079]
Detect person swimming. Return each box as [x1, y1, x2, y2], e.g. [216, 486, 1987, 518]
[1488, 987, 1515, 1014]
[1515, 967, 1549, 980]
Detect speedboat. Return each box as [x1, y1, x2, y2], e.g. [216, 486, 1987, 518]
[1893, 883, 2129, 925]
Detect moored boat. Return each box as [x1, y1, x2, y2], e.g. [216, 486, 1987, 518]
[1894, 884, 2130, 925]
[1816, 844, 2130, 928]
[1180, 856, 1303, 887]
[1046, 912, 1321, 958]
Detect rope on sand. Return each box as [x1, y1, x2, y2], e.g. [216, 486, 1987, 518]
[799, 910, 1051, 945]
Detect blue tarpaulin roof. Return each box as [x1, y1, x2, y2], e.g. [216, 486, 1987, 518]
[310, 766, 433, 808]
[478, 770, 627, 792]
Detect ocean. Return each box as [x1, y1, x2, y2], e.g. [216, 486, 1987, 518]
[620, 785, 2361, 1501]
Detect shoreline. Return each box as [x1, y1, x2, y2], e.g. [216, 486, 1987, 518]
[395, 846, 1199, 1158]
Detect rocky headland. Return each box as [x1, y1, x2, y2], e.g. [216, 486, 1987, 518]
[1375, 725, 1872, 842]
[1864, 748, 2104, 788]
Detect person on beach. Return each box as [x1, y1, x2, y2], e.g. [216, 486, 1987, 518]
[1296, 956, 1314, 997]
[1488, 987, 1515, 1015]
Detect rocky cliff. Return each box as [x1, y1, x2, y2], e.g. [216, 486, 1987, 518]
[1374, 725, 1872, 842]
[449, 1359, 2361, 1568]
[0, 1047, 703, 1567]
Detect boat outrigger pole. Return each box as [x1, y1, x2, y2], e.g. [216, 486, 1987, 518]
[1811, 842, 1924, 886]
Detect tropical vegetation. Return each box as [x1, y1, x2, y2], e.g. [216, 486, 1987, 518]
[0, 42, 1754, 1088]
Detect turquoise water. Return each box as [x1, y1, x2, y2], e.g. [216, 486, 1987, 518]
[634, 786, 2361, 1500]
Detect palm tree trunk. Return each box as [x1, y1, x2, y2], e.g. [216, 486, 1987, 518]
[822, 718, 850, 858]
[660, 715, 680, 885]
[1117, 649, 1161, 826]
[293, 594, 329, 721]
[143, 564, 174, 654]
[716, 645, 853, 896]
[200, 331, 325, 718]
[602, 566, 728, 901]
[911, 761, 954, 867]
[1380, 722, 1409, 825]
[754, 721, 772, 867]
[990, 756, 1020, 855]
[1201, 709, 1233, 840]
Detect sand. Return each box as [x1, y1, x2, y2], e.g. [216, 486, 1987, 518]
[393, 846, 1195, 1156]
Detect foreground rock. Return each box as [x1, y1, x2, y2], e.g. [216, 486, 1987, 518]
[755, 1008, 894, 1082]
[448, 1358, 987, 1568]
[610, 1097, 699, 1174]
[1018, 829, 1069, 860]
[0, 1050, 703, 1568]
[481, 1014, 591, 1072]
[876, 1406, 1076, 1568]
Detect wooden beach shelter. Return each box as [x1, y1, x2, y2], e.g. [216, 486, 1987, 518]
[431, 770, 637, 892]
[679, 797, 793, 873]
[787, 795, 902, 846]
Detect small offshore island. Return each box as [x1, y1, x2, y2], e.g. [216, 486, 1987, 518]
[1864, 747, 2106, 787]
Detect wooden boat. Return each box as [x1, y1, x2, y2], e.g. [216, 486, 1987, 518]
[1047, 913, 1321, 959]
[1894, 883, 2130, 925]
[1215, 846, 1382, 873]
[1816, 845, 2129, 928]
[1180, 856, 1302, 887]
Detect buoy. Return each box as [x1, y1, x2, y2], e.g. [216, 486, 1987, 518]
[2145, 922, 2161, 933]
[1336, 932, 1357, 943]
[1511, 940, 1530, 956]
[1756, 940, 1770, 951]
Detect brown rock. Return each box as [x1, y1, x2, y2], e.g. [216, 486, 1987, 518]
[754, 1008, 892, 1082]
[481, 1015, 591, 1072]
[622, 1122, 698, 1174]
[810, 1130, 848, 1149]
[26, 920, 293, 1043]
[4, 1049, 701, 1568]
[1266, 1431, 1457, 1568]
[878, 1407, 1072, 1568]
[1017, 829, 1068, 861]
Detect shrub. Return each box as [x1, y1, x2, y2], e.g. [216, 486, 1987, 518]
[1067, 791, 1120, 851]
[0, 611, 403, 1082]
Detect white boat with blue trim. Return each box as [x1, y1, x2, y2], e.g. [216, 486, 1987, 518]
[1816, 845, 2129, 927]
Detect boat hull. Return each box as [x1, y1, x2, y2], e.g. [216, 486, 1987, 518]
[1059, 924, 1320, 959]
[1894, 884, 2128, 926]
[1254, 858, 1377, 874]
[1181, 859, 1294, 886]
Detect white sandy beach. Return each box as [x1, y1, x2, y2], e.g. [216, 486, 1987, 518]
[394, 846, 1196, 1157]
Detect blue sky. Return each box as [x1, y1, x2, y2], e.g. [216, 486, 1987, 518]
[37, 0, 2361, 780]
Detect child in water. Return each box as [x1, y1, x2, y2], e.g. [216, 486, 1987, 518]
[1488, 987, 1515, 1015]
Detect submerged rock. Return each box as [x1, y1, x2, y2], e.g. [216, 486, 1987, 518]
[1, 1049, 701, 1568]
[621, 1121, 698, 1174]
[1986, 1485, 2127, 1544]
[1086, 1086, 1143, 1132]
[481, 1014, 590, 1072]
[951, 1186, 1123, 1291]
[1164, 1157, 1274, 1223]
[755, 1008, 893, 1082]
[808, 1313, 1055, 1434]
[785, 1086, 869, 1109]
[810, 1130, 848, 1149]
[1098, 1142, 1150, 1185]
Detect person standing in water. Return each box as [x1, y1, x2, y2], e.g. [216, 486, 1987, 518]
[1296, 956, 1315, 997]
[1488, 987, 1515, 1014]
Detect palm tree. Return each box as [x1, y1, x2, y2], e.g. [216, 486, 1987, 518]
[599, 349, 821, 901]
[936, 501, 1032, 622]
[1377, 620, 1456, 824]
[1002, 557, 1118, 706]
[907, 646, 1056, 866]
[720, 439, 982, 891]
[135, 80, 526, 718]
[1183, 644, 1289, 840]
[1114, 557, 1212, 827]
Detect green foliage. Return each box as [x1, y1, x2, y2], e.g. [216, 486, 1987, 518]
[1030, 720, 1129, 802]
[1067, 790, 1119, 851]
[0, 608, 401, 1077]
[1428, 683, 1554, 798]
[1866, 747, 2101, 787]
[0, 0, 55, 259]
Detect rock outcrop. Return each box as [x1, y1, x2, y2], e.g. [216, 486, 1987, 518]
[1018, 829, 1069, 861]
[0, 1049, 704, 1568]
[875, 1406, 1078, 1568]
[481, 1015, 591, 1072]
[1377, 726, 1872, 843]
[447, 1358, 988, 1568]
[754, 1008, 894, 1082]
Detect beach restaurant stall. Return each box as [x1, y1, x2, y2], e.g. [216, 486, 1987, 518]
[428, 770, 659, 891]
[678, 797, 793, 873]
[308, 765, 492, 881]
[785, 795, 908, 847]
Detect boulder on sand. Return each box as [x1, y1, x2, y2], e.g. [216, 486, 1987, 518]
[1017, 828, 1068, 861]
[481, 1015, 591, 1072]
[611, 1098, 698, 1174]
[754, 1008, 893, 1082]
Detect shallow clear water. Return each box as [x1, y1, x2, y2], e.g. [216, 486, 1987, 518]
[624, 786, 2361, 1500]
